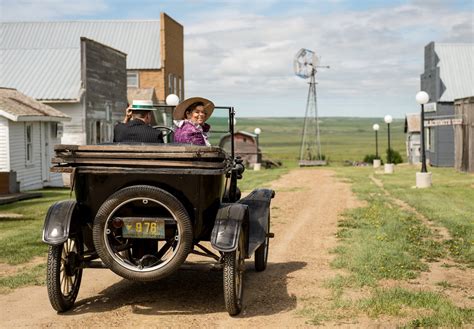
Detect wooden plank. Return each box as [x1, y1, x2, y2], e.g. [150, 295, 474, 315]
[54, 144, 224, 153]
[51, 157, 227, 169]
[54, 151, 226, 160]
[51, 166, 227, 176]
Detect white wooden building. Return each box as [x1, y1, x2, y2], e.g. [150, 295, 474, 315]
[0, 88, 70, 191]
[404, 113, 421, 164]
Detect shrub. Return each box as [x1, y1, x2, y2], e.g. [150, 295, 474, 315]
[386, 148, 403, 164]
[363, 154, 383, 164]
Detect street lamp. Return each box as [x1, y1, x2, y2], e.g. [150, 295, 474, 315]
[254, 127, 261, 170]
[384, 115, 394, 174]
[372, 124, 380, 168]
[165, 94, 180, 106]
[415, 91, 432, 188]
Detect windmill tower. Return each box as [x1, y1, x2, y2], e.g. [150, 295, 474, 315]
[294, 48, 329, 166]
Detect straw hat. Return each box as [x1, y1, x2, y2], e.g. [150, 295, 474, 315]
[130, 100, 157, 111]
[173, 97, 214, 120]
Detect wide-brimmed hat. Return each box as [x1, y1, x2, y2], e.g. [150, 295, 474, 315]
[130, 100, 157, 111]
[173, 97, 214, 120]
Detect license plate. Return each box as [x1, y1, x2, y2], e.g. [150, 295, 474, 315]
[121, 217, 166, 239]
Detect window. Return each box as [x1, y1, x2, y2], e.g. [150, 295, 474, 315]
[179, 77, 184, 100]
[168, 74, 174, 94]
[127, 72, 139, 87]
[25, 123, 33, 164]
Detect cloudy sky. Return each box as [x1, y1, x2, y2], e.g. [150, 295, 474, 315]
[1, 0, 473, 117]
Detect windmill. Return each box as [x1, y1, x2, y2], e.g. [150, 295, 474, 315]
[294, 48, 329, 166]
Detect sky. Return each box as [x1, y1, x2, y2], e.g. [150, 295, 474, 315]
[1, 0, 473, 118]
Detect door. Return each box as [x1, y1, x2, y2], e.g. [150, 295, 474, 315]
[41, 122, 51, 182]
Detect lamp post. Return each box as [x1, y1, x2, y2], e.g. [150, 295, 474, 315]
[372, 124, 381, 168]
[384, 115, 394, 173]
[415, 91, 432, 188]
[254, 128, 261, 170]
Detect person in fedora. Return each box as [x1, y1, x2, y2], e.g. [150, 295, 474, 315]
[173, 97, 214, 146]
[113, 100, 164, 143]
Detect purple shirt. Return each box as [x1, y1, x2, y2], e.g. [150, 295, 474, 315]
[173, 120, 211, 146]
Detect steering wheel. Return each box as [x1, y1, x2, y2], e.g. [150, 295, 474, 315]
[152, 126, 174, 138]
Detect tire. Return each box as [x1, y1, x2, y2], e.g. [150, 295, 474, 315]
[46, 234, 83, 312]
[223, 231, 245, 316]
[93, 185, 193, 281]
[254, 214, 270, 272]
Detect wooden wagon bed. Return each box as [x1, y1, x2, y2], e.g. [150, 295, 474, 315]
[51, 144, 232, 174]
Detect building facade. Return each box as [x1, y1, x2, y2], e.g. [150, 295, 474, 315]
[0, 88, 70, 191]
[420, 42, 474, 167]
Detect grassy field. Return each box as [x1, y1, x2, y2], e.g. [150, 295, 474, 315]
[208, 116, 406, 166]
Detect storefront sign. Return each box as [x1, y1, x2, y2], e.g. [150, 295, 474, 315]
[425, 118, 462, 127]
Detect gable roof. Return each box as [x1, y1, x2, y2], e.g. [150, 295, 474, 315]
[434, 43, 474, 102]
[1, 20, 161, 69]
[404, 113, 420, 133]
[0, 88, 70, 122]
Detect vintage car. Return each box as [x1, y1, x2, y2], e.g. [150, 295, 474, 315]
[42, 106, 274, 316]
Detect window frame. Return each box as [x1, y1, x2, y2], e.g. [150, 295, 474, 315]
[127, 71, 139, 88]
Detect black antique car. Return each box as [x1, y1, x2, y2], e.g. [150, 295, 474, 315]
[42, 106, 274, 316]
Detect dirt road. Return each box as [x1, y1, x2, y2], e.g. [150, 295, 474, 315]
[1, 169, 360, 328]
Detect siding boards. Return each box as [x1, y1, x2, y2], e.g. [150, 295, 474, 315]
[50, 102, 86, 145]
[0, 117, 9, 171]
[82, 37, 127, 144]
[9, 122, 43, 190]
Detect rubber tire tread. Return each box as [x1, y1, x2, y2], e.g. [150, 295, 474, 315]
[93, 185, 192, 281]
[254, 214, 270, 272]
[46, 238, 83, 312]
[223, 233, 244, 316]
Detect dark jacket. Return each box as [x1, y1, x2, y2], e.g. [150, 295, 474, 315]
[113, 119, 163, 143]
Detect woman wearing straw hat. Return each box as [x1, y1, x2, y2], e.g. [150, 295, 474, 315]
[173, 97, 214, 146]
[113, 100, 164, 143]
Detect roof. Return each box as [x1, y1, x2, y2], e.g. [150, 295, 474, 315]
[404, 113, 420, 133]
[1, 20, 161, 70]
[127, 88, 157, 105]
[0, 48, 81, 101]
[0, 20, 162, 101]
[0, 88, 70, 122]
[434, 43, 474, 102]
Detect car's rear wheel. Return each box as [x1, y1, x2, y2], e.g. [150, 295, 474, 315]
[46, 233, 83, 312]
[93, 185, 193, 281]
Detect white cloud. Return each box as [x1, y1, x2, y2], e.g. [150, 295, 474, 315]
[0, 0, 108, 21]
[183, 2, 473, 116]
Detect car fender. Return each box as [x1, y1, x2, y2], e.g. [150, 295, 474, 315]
[42, 200, 77, 245]
[211, 203, 249, 253]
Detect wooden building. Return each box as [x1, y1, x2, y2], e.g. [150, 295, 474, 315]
[454, 97, 474, 172]
[420, 42, 474, 167]
[404, 113, 421, 164]
[0, 88, 70, 191]
[219, 131, 260, 167]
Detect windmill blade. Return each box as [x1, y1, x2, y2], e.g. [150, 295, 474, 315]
[294, 48, 318, 79]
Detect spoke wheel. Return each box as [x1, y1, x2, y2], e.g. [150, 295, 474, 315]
[47, 235, 83, 312]
[223, 232, 245, 316]
[254, 214, 270, 272]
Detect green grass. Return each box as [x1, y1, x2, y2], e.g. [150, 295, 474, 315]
[359, 288, 473, 327]
[317, 165, 474, 326]
[0, 188, 72, 265]
[207, 116, 406, 165]
[0, 264, 46, 292]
